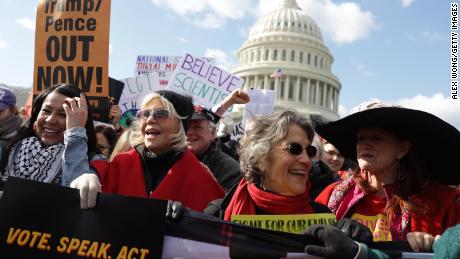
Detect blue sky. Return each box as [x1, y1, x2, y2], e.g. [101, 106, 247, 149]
[0, 0, 458, 127]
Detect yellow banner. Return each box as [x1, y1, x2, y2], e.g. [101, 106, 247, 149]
[351, 213, 392, 241]
[231, 214, 336, 234]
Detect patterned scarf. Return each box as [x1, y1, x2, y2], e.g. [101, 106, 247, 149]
[6, 136, 65, 184]
[327, 174, 410, 240]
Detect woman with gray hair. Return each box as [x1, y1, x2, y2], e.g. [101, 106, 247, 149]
[72, 90, 224, 211]
[224, 110, 330, 220]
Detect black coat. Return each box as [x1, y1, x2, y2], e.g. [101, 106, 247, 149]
[200, 144, 241, 192]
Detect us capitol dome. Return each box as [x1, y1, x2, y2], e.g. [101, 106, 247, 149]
[233, 0, 341, 120]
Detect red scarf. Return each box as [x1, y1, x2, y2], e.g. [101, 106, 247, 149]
[224, 179, 313, 221]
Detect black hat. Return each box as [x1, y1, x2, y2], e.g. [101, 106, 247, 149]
[156, 90, 193, 131]
[315, 106, 460, 185]
[191, 105, 220, 124]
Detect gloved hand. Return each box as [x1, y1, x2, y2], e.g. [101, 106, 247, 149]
[165, 200, 185, 221]
[304, 225, 361, 259]
[70, 173, 101, 209]
[335, 218, 373, 244]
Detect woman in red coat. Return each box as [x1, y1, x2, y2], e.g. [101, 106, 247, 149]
[73, 90, 224, 211]
[314, 102, 460, 244]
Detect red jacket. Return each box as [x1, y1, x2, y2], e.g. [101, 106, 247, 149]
[316, 180, 460, 237]
[92, 149, 224, 211]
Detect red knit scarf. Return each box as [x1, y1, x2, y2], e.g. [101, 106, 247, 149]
[224, 178, 313, 221]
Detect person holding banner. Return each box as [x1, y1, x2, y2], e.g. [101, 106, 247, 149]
[1, 84, 102, 186]
[314, 102, 460, 245]
[224, 110, 330, 220]
[74, 90, 224, 211]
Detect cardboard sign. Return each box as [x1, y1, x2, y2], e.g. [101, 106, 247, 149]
[166, 53, 243, 108]
[242, 88, 276, 126]
[135, 55, 215, 89]
[230, 121, 244, 141]
[33, 0, 111, 120]
[0, 177, 166, 259]
[231, 214, 336, 234]
[118, 73, 160, 114]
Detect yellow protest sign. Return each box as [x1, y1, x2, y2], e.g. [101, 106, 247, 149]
[231, 214, 336, 234]
[351, 213, 392, 241]
[33, 0, 111, 108]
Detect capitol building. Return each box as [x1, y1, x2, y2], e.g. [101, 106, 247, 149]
[233, 0, 341, 120]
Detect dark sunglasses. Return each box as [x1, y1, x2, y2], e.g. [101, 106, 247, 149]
[137, 109, 170, 121]
[282, 142, 317, 158]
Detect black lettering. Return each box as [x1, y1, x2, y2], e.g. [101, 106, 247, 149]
[37, 66, 52, 91]
[61, 36, 78, 61]
[68, 66, 93, 92]
[53, 66, 67, 84]
[79, 35, 94, 61]
[46, 36, 60, 62]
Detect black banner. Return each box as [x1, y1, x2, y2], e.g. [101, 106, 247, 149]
[0, 177, 166, 259]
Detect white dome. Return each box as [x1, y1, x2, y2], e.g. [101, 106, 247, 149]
[233, 0, 341, 121]
[249, 0, 324, 43]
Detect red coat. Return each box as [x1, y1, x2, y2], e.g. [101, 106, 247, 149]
[92, 149, 224, 211]
[316, 180, 460, 237]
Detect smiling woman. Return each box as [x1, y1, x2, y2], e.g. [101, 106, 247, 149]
[224, 110, 331, 221]
[0, 83, 102, 186]
[76, 90, 225, 212]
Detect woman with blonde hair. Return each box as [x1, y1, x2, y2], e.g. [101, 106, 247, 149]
[72, 90, 224, 211]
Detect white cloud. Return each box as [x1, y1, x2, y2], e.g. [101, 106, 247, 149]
[204, 48, 237, 72]
[177, 37, 189, 43]
[109, 44, 113, 55]
[351, 57, 376, 78]
[397, 93, 460, 129]
[16, 17, 35, 31]
[401, 0, 415, 8]
[0, 40, 7, 49]
[257, 0, 379, 44]
[344, 94, 460, 129]
[421, 31, 444, 43]
[338, 105, 349, 118]
[151, 0, 253, 29]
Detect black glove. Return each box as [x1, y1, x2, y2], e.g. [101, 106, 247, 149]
[304, 225, 360, 259]
[165, 200, 185, 221]
[335, 218, 373, 244]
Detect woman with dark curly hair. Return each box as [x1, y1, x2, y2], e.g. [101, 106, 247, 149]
[1, 83, 101, 186]
[224, 110, 330, 220]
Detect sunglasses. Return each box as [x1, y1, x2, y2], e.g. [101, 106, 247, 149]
[137, 109, 170, 121]
[281, 142, 317, 158]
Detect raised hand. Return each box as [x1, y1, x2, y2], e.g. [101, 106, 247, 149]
[63, 92, 88, 129]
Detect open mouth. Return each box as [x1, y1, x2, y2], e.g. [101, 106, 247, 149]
[288, 170, 307, 177]
[145, 128, 160, 137]
[43, 127, 59, 135]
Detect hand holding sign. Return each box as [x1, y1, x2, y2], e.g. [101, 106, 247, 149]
[63, 92, 88, 129]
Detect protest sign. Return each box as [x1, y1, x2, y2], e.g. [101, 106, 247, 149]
[242, 88, 276, 126]
[166, 53, 243, 108]
[33, 0, 111, 121]
[231, 214, 336, 234]
[135, 55, 215, 89]
[0, 177, 166, 259]
[118, 73, 160, 114]
[230, 121, 244, 141]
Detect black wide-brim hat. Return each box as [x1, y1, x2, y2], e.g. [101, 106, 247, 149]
[315, 107, 460, 185]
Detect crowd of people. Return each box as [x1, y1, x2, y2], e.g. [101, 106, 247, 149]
[0, 83, 459, 258]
